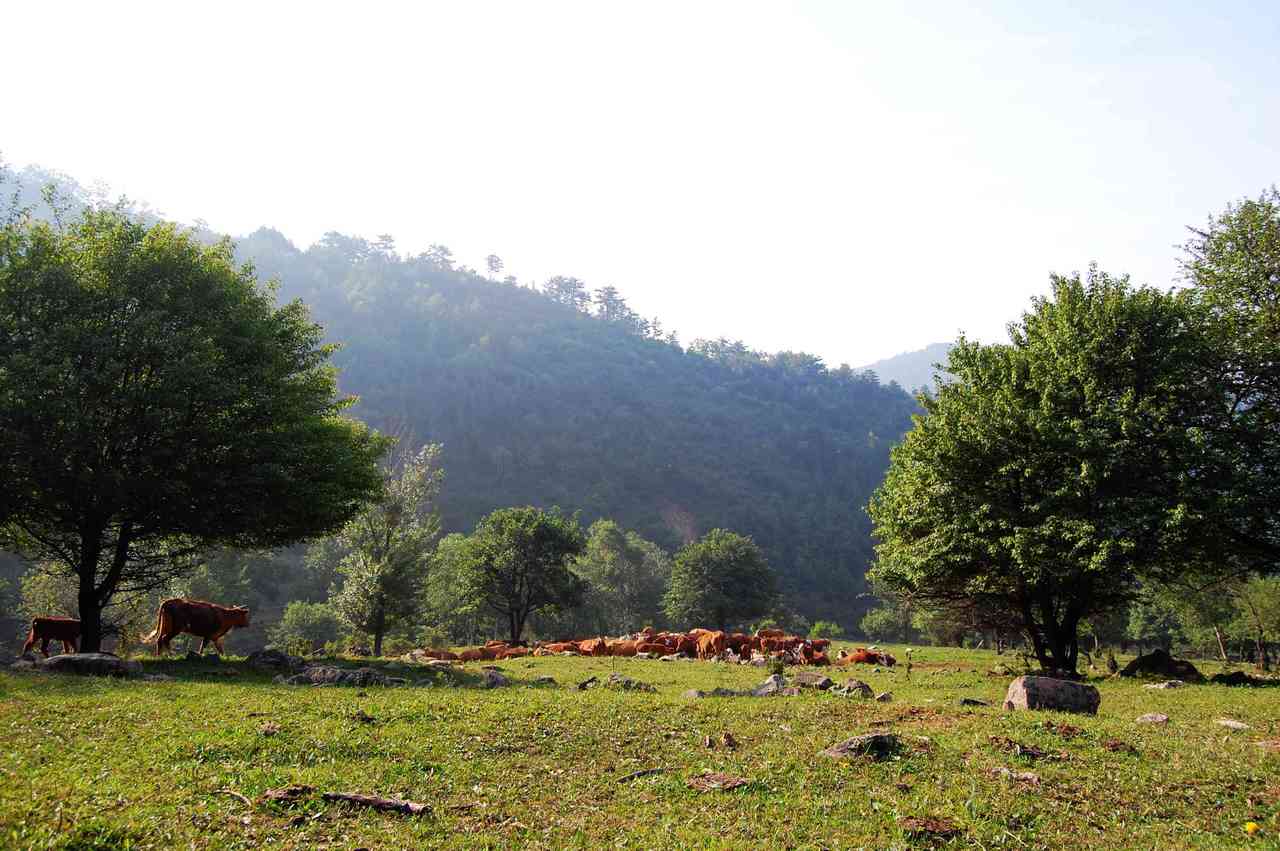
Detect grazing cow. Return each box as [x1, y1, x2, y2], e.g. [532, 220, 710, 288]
[674, 634, 699, 657]
[810, 638, 831, 652]
[696, 630, 728, 660]
[142, 598, 250, 655]
[22, 617, 80, 657]
[756, 628, 786, 639]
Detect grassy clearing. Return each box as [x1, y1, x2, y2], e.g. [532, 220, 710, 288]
[1, 645, 1278, 849]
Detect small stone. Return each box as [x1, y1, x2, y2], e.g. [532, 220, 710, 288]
[958, 697, 989, 707]
[820, 732, 902, 760]
[1143, 680, 1184, 690]
[682, 689, 706, 699]
[604, 672, 656, 693]
[990, 766, 1040, 784]
[875, 692, 893, 702]
[1216, 718, 1250, 731]
[245, 649, 305, 673]
[1135, 713, 1170, 725]
[576, 676, 598, 690]
[832, 679, 874, 699]
[534, 675, 556, 685]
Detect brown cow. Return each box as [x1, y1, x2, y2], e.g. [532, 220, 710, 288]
[458, 648, 486, 662]
[636, 642, 668, 655]
[22, 617, 80, 657]
[142, 598, 250, 655]
[497, 646, 530, 659]
[696, 630, 728, 660]
[607, 640, 639, 657]
[578, 638, 609, 657]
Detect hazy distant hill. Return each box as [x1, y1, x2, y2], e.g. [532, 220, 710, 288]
[859, 342, 954, 393]
[4, 163, 920, 628]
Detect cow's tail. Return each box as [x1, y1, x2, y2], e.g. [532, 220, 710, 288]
[141, 602, 170, 648]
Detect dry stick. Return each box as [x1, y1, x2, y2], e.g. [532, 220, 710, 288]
[617, 767, 667, 783]
[321, 792, 430, 816]
[214, 788, 253, 808]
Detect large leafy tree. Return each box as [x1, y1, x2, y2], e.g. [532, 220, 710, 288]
[456, 506, 587, 643]
[663, 529, 778, 631]
[327, 444, 444, 655]
[1180, 188, 1280, 567]
[869, 269, 1226, 674]
[0, 210, 389, 651]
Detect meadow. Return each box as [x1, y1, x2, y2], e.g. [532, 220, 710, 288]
[1, 645, 1278, 849]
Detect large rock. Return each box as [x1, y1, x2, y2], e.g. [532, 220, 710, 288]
[793, 672, 834, 690]
[751, 674, 789, 697]
[1002, 676, 1100, 715]
[603, 672, 656, 693]
[245, 649, 306, 673]
[481, 669, 510, 689]
[280, 666, 405, 687]
[820, 733, 902, 760]
[1119, 649, 1204, 683]
[38, 653, 140, 678]
[831, 679, 873, 698]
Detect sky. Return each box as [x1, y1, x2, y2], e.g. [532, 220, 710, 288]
[5, 1, 1277, 366]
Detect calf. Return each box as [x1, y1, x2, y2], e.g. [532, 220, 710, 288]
[22, 617, 80, 657]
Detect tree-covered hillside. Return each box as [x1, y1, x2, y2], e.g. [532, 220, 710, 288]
[6, 164, 919, 627]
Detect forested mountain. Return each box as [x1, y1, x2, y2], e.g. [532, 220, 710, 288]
[4, 164, 919, 627]
[859, 342, 954, 393]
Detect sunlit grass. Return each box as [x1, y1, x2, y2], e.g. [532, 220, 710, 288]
[1, 644, 1277, 849]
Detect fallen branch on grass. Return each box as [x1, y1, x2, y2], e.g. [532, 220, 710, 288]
[321, 792, 430, 816]
[617, 767, 666, 783]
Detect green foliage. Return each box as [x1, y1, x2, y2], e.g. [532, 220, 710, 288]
[663, 529, 778, 631]
[453, 507, 588, 643]
[1125, 594, 1185, 651]
[869, 268, 1224, 673]
[0, 209, 390, 650]
[808, 620, 842, 640]
[269, 601, 342, 655]
[859, 605, 913, 643]
[325, 445, 444, 655]
[1180, 188, 1280, 569]
[567, 520, 671, 635]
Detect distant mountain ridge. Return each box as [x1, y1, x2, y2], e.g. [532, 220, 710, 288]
[859, 342, 954, 392]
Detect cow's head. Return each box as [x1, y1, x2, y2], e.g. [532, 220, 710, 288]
[230, 606, 251, 627]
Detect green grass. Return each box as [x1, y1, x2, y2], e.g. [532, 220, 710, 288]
[1, 645, 1278, 849]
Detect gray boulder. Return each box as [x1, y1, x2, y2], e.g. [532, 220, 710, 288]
[1003, 676, 1100, 715]
[281, 666, 406, 687]
[245, 648, 306, 673]
[752, 674, 789, 697]
[1136, 713, 1170, 725]
[39, 653, 140, 678]
[481, 669, 510, 689]
[603, 672, 656, 693]
[831, 679, 874, 698]
[794, 672, 834, 690]
[1143, 680, 1184, 690]
[820, 733, 902, 760]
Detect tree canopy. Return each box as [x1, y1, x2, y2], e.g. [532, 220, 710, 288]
[325, 444, 444, 655]
[0, 209, 389, 650]
[663, 529, 778, 631]
[868, 268, 1226, 673]
[454, 506, 588, 643]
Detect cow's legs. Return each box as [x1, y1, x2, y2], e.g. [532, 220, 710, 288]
[21, 633, 36, 656]
[41, 638, 52, 657]
[62, 639, 77, 654]
[197, 636, 208, 654]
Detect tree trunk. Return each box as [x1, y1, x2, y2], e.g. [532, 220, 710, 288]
[76, 535, 104, 653]
[372, 606, 386, 657]
[1214, 625, 1229, 663]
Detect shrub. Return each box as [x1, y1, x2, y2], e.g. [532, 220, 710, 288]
[269, 601, 341, 653]
[809, 620, 842, 640]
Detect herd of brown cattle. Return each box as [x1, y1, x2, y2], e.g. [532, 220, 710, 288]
[23, 602, 896, 670]
[412, 626, 897, 668]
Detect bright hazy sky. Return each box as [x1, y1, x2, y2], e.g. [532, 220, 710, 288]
[6, 2, 1277, 366]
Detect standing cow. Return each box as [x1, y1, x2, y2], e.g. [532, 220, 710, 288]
[142, 598, 250, 655]
[21, 617, 81, 657]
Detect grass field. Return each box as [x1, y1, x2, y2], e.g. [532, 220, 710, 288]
[1, 644, 1278, 849]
